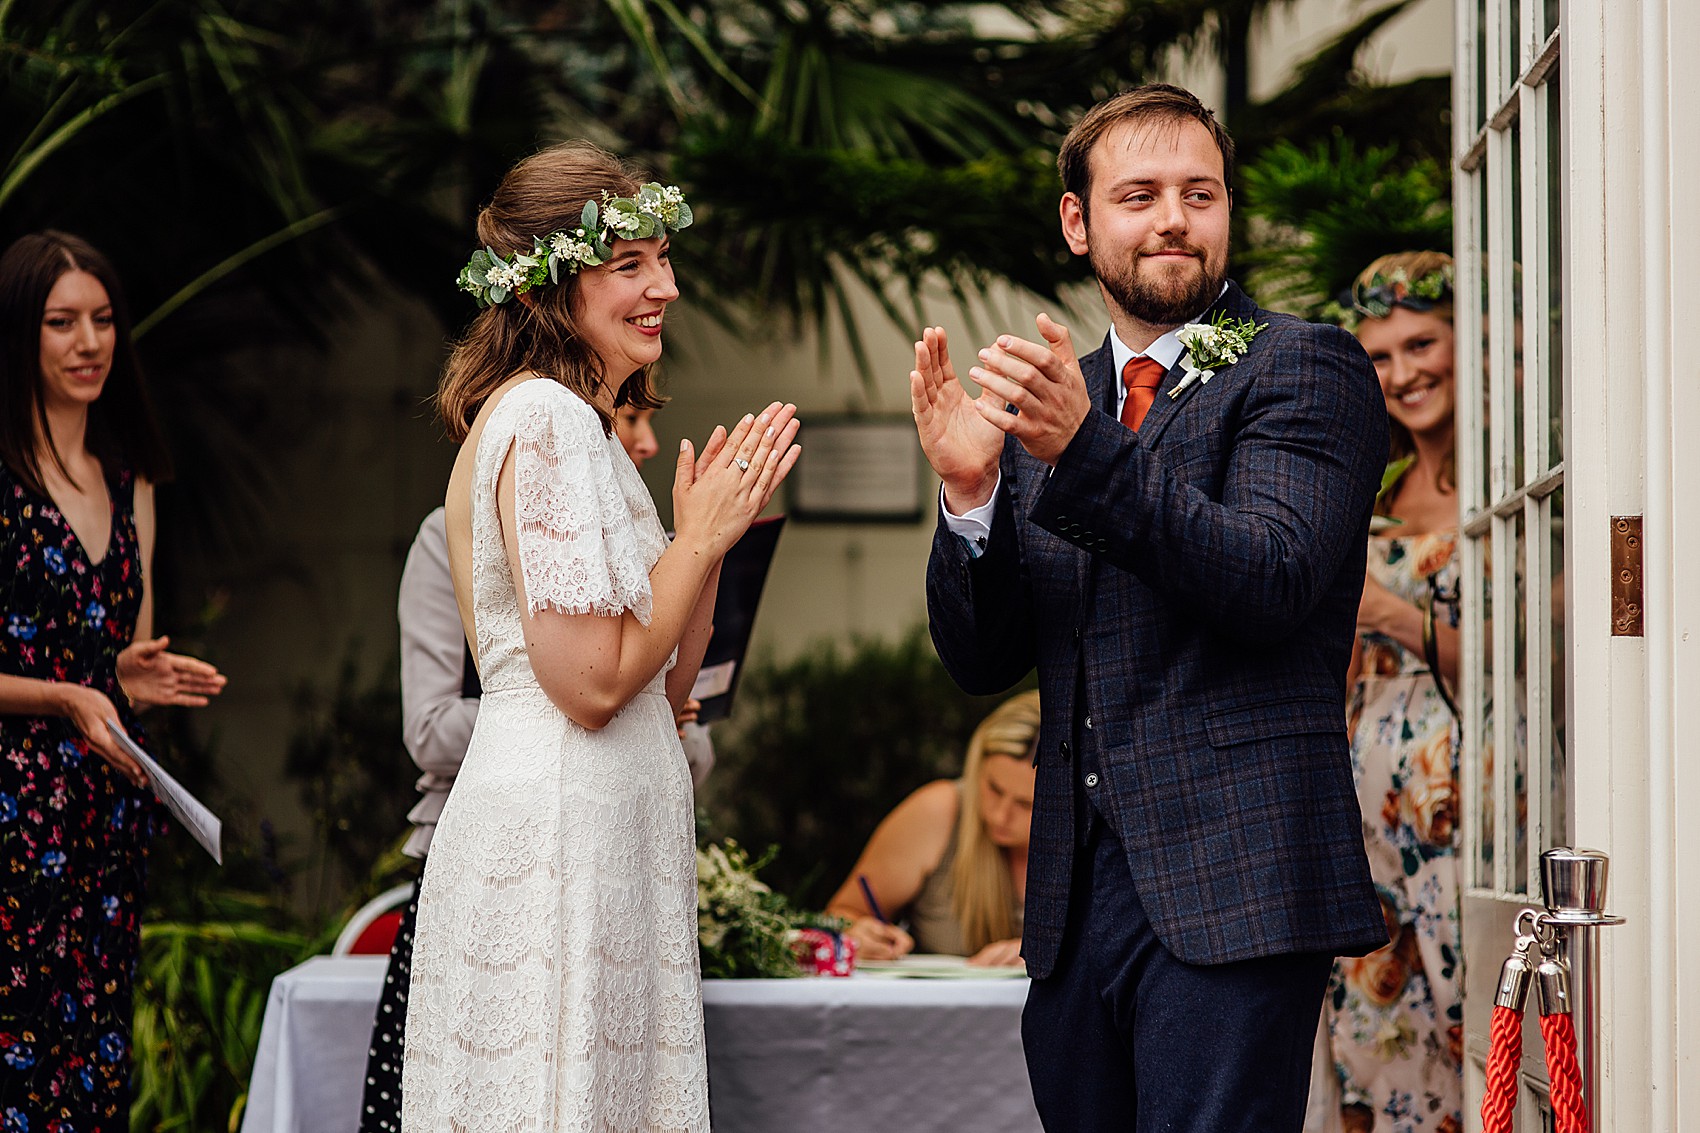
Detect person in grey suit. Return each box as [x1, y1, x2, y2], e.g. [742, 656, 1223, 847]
[911, 83, 1392, 1133]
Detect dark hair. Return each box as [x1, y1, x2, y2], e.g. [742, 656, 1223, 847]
[1056, 84, 1236, 219]
[437, 142, 668, 441]
[0, 230, 172, 495]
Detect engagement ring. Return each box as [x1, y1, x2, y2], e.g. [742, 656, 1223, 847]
[734, 458, 750, 471]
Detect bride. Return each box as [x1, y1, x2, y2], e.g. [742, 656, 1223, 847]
[402, 142, 800, 1132]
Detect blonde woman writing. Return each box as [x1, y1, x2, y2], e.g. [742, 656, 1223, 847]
[827, 690, 1039, 968]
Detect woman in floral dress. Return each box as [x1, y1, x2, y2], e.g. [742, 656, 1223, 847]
[0, 232, 225, 1131]
[1324, 252, 1464, 1133]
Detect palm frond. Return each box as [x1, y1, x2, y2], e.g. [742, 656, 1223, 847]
[1239, 135, 1451, 314]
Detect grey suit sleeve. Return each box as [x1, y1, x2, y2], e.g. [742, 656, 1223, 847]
[399, 509, 479, 777]
[1033, 321, 1386, 641]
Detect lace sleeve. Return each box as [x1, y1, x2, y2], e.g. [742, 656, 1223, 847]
[506, 388, 654, 625]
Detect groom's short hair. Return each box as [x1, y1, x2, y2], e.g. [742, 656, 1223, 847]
[1057, 84, 1236, 212]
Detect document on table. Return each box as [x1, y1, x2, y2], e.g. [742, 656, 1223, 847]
[856, 954, 1027, 979]
[106, 721, 223, 864]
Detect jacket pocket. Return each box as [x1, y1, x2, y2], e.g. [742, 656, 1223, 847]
[1204, 695, 1345, 748]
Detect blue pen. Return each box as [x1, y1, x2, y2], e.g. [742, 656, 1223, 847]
[856, 874, 890, 925]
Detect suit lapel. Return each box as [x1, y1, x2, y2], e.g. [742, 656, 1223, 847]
[1138, 281, 1262, 450]
[1076, 338, 1117, 595]
[1083, 334, 1117, 417]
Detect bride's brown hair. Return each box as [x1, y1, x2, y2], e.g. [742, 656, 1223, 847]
[437, 142, 668, 441]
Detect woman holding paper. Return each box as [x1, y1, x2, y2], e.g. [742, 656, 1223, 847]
[0, 231, 226, 1128]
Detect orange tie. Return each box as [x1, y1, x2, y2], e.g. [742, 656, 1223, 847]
[1120, 356, 1167, 431]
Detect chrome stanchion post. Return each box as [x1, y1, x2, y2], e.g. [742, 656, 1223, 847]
[1539, 848, 1625, 1132]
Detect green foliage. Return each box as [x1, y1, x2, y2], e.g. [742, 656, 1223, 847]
[1239, 136, 1452, 316]
[1232, 0, 1451, 169]
[697, 626, 1036, 909]
[131, 893, 325, 1133]
[676, 133, 1074, 370]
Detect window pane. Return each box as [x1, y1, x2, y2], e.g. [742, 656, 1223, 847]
[1479, 173, 1494, 505]
[1546, 74, 1565, 467]
[1477, 0, 1490, 126]
[1542, 0, 1560, 43]
[1506, 0, 1521, 93]
[1512, 508, 1529, 889]
[1478, 534, 1496, 884]
[1510, 121, 1526, 487]
[1548, 489, 1567, 849]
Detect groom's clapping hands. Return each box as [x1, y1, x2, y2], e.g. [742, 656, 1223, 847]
[910, 326, 1005, 513]
[967, 313, 1093, 468]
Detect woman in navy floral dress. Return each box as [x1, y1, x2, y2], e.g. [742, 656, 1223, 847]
[0, 232, 225, 1131]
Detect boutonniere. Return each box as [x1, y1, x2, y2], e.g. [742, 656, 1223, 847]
[1169, 312, 1267, 399]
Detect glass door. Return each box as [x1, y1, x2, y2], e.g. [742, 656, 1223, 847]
[1454, 0, 1567, 1124]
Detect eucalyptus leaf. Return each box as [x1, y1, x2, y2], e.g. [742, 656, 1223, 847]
[1379, 455, 1416, 499]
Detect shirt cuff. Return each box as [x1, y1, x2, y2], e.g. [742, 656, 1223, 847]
[940, 476, 1000, 559]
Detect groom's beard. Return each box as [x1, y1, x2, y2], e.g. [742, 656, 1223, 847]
[1091, 238, 1227, 327]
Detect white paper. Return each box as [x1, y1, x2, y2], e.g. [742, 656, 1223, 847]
[689, 659, 736, 701]
[854, 953, 1027, 979]
[106, 721, 223, 864]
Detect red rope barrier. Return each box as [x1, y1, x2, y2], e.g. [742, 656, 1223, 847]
[1542, 1011, 1590, 1133]
[1480, 1003, 1523, 1133]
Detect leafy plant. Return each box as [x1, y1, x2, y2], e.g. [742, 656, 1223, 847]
[130, 893, 325, 1133]
[1231, 0, 1451, 170]
[1239, 135, 1452, 316]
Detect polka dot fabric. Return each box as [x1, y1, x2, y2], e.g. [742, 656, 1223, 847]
[358, 879, 419, 1133]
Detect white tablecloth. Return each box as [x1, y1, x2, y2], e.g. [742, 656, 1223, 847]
[240, 956, 1042, 1133]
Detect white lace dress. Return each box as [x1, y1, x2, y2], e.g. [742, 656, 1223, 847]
[401, 379, 708, 1132]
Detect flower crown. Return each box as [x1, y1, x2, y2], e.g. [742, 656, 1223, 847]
[456, 183, 693, 308]
[1319, 262, 1454, 330]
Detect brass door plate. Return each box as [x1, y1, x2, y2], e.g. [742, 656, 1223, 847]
[1610, 516, 1643, 637]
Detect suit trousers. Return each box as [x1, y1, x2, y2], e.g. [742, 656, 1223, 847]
[1022, 823, 1332, 1133]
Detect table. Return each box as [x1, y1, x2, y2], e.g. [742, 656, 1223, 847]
[240, 956, 1043, 1133]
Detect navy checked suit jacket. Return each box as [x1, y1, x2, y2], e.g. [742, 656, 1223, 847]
[926, 281, 1392, 977]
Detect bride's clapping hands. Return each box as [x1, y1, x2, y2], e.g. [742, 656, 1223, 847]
[672, 401, 801, 557]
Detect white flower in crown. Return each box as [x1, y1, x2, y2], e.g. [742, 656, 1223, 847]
[1169, 311, 1268, 400]
[550, 232, 594, 261]
[606, 207, 645, 236]
[486, 261, 529, 291]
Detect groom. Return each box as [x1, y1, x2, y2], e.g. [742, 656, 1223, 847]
[913, 84, 1391, 1132]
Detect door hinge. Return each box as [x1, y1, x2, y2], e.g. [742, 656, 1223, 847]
[1610, 516, 1643, 637]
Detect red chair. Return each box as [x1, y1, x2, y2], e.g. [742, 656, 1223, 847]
[332, 883, 415, 956]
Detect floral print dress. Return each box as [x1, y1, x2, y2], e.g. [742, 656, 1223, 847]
[1326, 530, 1463, 1133]
[0, 462, 157, 1133]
